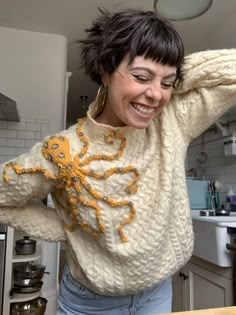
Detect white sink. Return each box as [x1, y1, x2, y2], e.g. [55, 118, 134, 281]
[192, 213, 236, 267]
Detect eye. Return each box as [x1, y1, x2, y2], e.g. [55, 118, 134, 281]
[132, 74, 150, 83]
[161, 81, 174, 89]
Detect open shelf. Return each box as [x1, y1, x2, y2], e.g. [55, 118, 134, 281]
[9, 290, 41, 303]
[12, 246, 41, 263]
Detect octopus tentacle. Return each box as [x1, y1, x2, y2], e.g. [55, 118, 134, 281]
[73, 169, 137, 241]
[2, 118, 140, 242]
[3, 162, 56, 182]
[78, 166, 140, 194]
[75, 120, 127, 166]
[117, 201, 135, 242]
[77, 194, 105, 237]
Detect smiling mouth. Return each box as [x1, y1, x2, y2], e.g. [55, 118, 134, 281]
[131, 103, 155, 116]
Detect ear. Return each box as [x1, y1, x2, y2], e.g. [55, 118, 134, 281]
[101, 72, 110, 86]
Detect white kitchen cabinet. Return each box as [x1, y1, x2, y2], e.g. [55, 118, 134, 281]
[172, 256, 233, 312]
[172, 265, 188, 312]
[2, 226, 59, 315]
[3, 227, 42, 314]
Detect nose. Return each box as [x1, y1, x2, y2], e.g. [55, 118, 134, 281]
[144, 83, 162, 102]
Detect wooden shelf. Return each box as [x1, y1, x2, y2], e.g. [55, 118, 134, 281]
[167, 306, 236, 315]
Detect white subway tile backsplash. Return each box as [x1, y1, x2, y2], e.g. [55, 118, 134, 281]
[16, 131, 35, 140]
[0, 117, 50, 163]
[0, 147, 15, 156]
[0, 156, 6, 163]
[7, 122, 26, 130]
[25, 139, 38, 148]
[21, 118, 37, 123]
[35, 132, 41, 140]
[15, 147, 28, 155]
[6, 139, 25, 148]
[187, 128, 236, 205]
[36, 119, 50, 123]
[0, 139, 7, 146]
[40, 124, 50, 139]
[26, 123, 41, 132]
[5, 156, 16, 161]
[0, 121, 7, 129]
[0, 130, 17, 138]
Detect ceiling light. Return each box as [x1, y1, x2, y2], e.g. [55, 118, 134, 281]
[154, 0, 213, 21]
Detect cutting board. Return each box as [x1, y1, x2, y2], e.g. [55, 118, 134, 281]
[163, 307, 236, 315]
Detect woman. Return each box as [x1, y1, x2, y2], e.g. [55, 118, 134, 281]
[1, 8, 236, 315]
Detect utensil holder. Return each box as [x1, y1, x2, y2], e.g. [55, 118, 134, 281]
[207, 192, 220, 210]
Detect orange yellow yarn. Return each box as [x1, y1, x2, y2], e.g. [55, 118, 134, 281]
[3, 118, 140, 242]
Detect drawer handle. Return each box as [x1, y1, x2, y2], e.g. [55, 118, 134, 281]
[179, 272, 189, 280]
[226, 243, 236, 251]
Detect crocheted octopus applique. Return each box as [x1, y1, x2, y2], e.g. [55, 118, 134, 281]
[3, 119, 140, 242]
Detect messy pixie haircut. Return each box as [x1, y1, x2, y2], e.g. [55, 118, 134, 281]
[79, 9, 185, 88]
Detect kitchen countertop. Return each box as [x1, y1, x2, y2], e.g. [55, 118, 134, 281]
[191, 210, 236, 225]
[164, 306, 236, 314]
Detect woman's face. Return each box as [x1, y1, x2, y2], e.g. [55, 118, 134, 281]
[97, 55, 177, 129]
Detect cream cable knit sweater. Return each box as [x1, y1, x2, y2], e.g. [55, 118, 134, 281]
[1, 49, 236, 295]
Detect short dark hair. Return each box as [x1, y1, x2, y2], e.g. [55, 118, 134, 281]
[79, 9, 185, 87]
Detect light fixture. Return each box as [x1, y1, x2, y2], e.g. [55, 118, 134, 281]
[154, 0, 213, 21]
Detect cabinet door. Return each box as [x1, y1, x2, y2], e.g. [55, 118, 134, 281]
[172, 267, 188, 312]
[185, 262, 233, 311]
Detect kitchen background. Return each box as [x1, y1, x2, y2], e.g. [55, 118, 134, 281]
[0, 26, 68, 315]
[0, 0, 236, 314]
[186, 118, 236, 207]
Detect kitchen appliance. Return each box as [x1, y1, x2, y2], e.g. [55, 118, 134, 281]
[14, 262, 48, 280]
[15, 236, 36, 255]
[0, 224, 7, 315]
[192, 214, 236, 307]
[11, 262, 48, 296]
[11, 297, 47, 315]
[192, 214, 236, 267]
[215, 207, 231, 216]
[186, 178, 209, 209]
[11, 282, 43, 295]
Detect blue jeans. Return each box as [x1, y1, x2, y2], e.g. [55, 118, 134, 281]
[57, 265, 172, 315]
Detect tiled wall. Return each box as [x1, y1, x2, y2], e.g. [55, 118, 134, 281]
[0, 118, 50, 163]
[187, 121, 236, 205]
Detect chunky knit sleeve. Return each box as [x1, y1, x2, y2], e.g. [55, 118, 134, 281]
[0, 140, 65, 241]
[171, 49, 236, 142]
[0, 141, 56, 206]
[0, 200, 66, 241]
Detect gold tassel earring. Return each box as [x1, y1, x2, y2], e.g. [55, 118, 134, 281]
[95, 84, 107, 115]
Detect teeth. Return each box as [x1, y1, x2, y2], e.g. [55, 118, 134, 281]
[132, 103, 154, 115]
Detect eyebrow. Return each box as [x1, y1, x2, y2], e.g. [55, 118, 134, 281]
[129, 66, 177, 79]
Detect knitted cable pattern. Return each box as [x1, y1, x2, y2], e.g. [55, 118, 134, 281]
[3, 118, 140, 242]
[1, 49, 236, 295]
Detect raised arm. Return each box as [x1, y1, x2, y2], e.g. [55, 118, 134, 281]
[170, 49, 236, 142]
